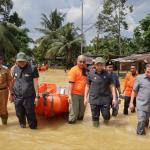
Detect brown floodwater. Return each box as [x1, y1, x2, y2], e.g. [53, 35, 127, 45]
[0, 69, 150, 150]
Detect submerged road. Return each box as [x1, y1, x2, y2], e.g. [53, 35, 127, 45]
[0, 69, 149, 150]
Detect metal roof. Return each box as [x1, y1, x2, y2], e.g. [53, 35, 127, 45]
[112, 52, 150, 63]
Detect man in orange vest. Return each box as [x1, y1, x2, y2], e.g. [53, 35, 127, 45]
[68, 55, 87, 124]
[122, 64, 138, 115]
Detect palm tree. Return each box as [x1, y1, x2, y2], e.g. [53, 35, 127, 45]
[0, 22, 20, 58]
[35, 9, 65, 58]
[0, 22, 31, 63]
[46, 23, 81, 66]
[0, 0, 13, 21]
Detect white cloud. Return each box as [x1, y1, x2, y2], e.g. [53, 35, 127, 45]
[126, 15, 137, 33]
[12, 0, 150, 44]
[66, 6, 81, 22]
[12, 0, 32, 16]
[123, 0, 150, 37]
[61, 0, 103, 43]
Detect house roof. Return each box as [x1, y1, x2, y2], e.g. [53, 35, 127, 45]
[112, 52, 150, 63]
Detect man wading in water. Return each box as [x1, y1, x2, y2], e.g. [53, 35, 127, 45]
[84, 57, 116, 127]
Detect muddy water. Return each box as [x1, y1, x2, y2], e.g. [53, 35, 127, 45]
[0, 69, 150, 150]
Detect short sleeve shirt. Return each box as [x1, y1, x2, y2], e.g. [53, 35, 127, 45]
[123, 72, 137, 97]
[133, 74, 150, 112]
[110, 72, 120, 88]
[0, 66, 11, 88]
[68, 65, 87, 96]
[87, 70, 114, 105]
[32, 66, 39, 78]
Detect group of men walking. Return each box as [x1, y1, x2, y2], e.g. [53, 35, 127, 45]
[68, 55, 150, 135]
[0, 53, 150, 136]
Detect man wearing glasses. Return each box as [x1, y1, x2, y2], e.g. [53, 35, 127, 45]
[68, 55, 87, 124]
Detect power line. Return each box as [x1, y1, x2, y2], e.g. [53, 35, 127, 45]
[84, 0, 102, 24]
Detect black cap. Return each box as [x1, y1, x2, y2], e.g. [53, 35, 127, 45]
[106, 60, 113, 66]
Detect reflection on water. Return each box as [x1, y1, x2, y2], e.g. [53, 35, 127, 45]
[0, 70, 149, 150]
[0, 103, 150, 150]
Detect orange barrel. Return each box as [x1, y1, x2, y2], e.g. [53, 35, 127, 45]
[43, 94, 69, 118]
[43, 95, 52, 118]
[46, 84, 57, 93]
[44, 94, 61, 117]
[59, 94, 69, 113]
[38, 83, 47, 93]
[35, 97, 45, 115]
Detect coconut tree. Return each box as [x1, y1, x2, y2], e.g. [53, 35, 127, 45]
[0, 0, 13, 21]
[0, 22, 31, 64]
[35, 9, 65, 58]
[0, 22, 20, 58]
[46, 23, 81, 66]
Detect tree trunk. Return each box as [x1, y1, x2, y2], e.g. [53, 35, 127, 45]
[66, 48, 72, 68]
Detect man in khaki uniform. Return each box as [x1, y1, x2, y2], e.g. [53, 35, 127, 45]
[0, 56, 12, 125]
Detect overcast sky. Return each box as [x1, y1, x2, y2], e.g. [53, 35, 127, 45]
[12, 0, 150, 45]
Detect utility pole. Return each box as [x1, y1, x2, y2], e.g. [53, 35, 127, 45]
[81, 0, 83, 54]
[118, 0, 121, 56]
[96, 29, 100, 53]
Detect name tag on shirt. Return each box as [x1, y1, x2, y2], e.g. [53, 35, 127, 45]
[24, 74, 30, 77]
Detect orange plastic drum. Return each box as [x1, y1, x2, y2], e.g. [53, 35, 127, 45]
[59, 94, 69, 113]
[38, 83, 47, 93]
[35, 97, 45, 115]
[46, 84, 57, 93]
[43, 96, 52, 118]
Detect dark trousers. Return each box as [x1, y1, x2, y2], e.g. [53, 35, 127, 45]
[14, 97, 37, 129]
[90, 104, 110, 122]
[124, 96, 136, 114]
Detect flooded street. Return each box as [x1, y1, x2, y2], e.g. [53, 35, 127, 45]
[0, 69, 150, 150]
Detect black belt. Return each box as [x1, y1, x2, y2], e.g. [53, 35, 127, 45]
[0, 87, 7, 90]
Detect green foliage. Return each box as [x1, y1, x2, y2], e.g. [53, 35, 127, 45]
[96, 0, 133, 56]
[0, 0, 13, 21]
[8, 11, 25, 27]
[85, 36, 136, 58]
[0, 22, 20, 63]
[97, 0, 132, 36]
[46, 23, 81, 65]
[35, 9, 82, 66]
[0, 0, 32, 65]
[133, 14, 150, 52]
